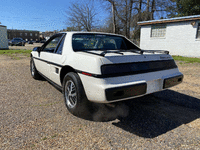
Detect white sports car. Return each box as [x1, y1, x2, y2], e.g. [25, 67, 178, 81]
[30, 32, 183, 116]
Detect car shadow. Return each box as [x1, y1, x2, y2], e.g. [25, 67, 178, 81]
[111, 89, 200, 138]
[46, 80, 200, 138]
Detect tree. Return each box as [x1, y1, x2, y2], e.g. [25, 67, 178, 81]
[176, 0, 200, 16]
[104, 0, 135, 38]
[67, 2, 97, 31]
[166, 0, 200, 17]
[95, 0, 180, 39]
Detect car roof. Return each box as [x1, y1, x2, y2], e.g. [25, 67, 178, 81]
[59, 31, 125, 37]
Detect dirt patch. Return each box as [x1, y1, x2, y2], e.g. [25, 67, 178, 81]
[0, 55, 199, 149]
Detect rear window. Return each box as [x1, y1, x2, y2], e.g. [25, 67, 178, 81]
[72, 33, 139, 51]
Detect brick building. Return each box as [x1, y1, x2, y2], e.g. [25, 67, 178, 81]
[7, 29, 40, 41]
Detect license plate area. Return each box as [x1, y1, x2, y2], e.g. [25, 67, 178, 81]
[147, 79, 163, 93]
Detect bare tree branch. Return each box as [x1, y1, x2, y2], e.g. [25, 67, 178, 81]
[67, 2, 97, 31]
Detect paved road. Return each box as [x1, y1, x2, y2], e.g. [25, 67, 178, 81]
[0, 55, 200, 149]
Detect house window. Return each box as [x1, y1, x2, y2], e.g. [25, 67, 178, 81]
[35, 33, 37, 36]
[20, 33, 22, 36]
[30, 33, 32, 36]
[151, 24, 166, 37]
[197, 23, 200, 39]
[25, 33, 27, 36]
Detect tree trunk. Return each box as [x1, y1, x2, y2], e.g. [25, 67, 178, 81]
[125, 0, 128, 38]
[138, 0, 142, 21]
[150, 0, 155, 20]
[127, 0, 133, 38]
[112, 2, 116, 33]
[146, 0, 150, 12]
[146, 0, 150, 20]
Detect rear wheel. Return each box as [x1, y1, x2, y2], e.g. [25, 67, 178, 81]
[30, 57, 41, 79]
[63, 72, 90, 117]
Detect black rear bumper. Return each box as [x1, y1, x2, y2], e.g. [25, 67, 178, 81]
[105, 83, 147, 101]
[105, 74, 183, 101]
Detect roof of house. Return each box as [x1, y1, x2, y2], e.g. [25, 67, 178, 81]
[138, 15, 200, 26]
[0, 25, 7, 27]
[7, 29, 39, 32]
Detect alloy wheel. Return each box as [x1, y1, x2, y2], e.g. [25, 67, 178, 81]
[65, 80, 77, 108]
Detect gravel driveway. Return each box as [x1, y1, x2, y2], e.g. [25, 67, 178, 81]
[0, 54, 200, 149]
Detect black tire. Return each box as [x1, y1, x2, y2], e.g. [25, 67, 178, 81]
[30, 57, 41, 79]
[63, 72, 91, 117]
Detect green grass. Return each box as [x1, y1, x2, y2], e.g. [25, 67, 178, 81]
[0, 49, 32, 55]
[172, 55, 200, 63]
[0, 49, 32, 59]
[42, 137, 47, 141]
[51, 134, 58, 138]
[1, 50, 200, 63]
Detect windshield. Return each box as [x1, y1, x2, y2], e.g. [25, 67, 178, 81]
[72, 34, 128, 51]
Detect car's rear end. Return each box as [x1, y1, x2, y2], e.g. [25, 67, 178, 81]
[78, 52, 183, 103]
[70, 32, 183, 103]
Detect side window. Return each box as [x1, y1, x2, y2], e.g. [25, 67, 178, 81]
[43, 36, 63, 52]
[56, 37, 65, 54]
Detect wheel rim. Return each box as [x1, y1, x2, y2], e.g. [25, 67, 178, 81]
[65, 80, 77, 108]
[31, 60, 35, 76]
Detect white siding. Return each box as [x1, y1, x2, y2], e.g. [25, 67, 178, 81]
[140, 21, 200, 57]
[0, 26, 8, 49]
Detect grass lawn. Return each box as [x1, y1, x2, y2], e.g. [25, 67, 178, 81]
[0, 50, 200, 63]
[0, 49, 32, 59]
[172, 55, 200, 63]
[0, 49, 32, 54]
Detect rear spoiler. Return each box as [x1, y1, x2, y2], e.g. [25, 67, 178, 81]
[129, 49, 169, 55]
[141, 50, 169, 54]
[78, 49, 169, 57]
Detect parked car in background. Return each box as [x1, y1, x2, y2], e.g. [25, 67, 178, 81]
[9, 38, 25, 46]
[27, 40, 33, 44]
[40, 39, 46, 43]
[8, 39, 11, 45]
[30, 32, 183, 116]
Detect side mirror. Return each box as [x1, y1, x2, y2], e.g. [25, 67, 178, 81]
[33, 47, 41, 52]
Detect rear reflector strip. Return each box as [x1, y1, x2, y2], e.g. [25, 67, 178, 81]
[163, 75, 183, 89]
[82, 72, 92, 76]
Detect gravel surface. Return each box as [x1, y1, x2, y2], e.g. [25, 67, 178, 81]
[0, 55, 200, 149]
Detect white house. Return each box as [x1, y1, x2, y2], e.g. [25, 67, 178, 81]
[138, 15, 200, 57]
[0, 25, 8, 49]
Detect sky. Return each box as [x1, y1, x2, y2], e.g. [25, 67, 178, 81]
[0, 0, 108, 32]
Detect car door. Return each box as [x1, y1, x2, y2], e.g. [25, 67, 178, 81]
[48, 34, 66, 86]
[34, 34, 64, 80]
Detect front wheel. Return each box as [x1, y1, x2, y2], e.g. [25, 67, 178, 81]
[30, 57, 41, 79]
[63, 72, 90, 117]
